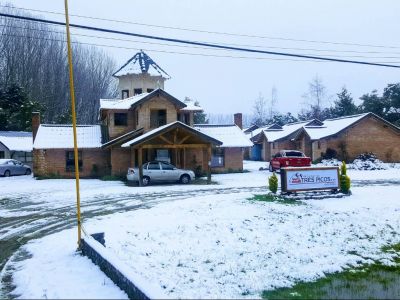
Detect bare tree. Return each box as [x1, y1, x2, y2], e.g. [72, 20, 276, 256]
[252, 92, 268, 126]
[301, 75, 328, 120]
[0, 5, 117, 124]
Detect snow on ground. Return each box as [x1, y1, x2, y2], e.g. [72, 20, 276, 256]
[3, 161, 400, 299]
[9, 229, 127, 299]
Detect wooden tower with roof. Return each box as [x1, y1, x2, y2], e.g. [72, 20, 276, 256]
[113, 51, 171, 99]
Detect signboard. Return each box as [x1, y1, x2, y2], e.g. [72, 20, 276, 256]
[281, 167, 339, 192]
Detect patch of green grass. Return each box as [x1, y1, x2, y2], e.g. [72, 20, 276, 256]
[381, 243, 400, 253]
[100, 175, 127, 182]
[262, 262, 400, 299]
[250, 194, 303, 206]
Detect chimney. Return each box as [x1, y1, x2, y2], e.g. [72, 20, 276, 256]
[32, 112, 40, 142]
[234, 113, 243, 129]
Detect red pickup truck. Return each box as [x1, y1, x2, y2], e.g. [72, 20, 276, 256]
[269, 150, 311, 172]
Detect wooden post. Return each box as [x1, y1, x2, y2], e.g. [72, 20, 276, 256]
[131, 148, 135, 168]
[138, 147, 143, 187]
[207, 144, 212, 184]
[183, 148, 186, 169]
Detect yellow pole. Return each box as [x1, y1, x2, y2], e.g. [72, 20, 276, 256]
[64, 0, 82, 249]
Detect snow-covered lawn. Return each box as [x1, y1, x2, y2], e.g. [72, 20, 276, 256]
[2, 161, 400, 299]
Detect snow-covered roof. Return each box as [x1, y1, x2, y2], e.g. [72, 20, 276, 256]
[100, 93, 150, 110]
[194, 124, 253, 148]
[303, 113, 368, 140]
[263, 121, 307, 142]
[180, 98, 203, 112]
[113, 51, 170, 78]
[122, 121, 222, 148]
[262, 113, 372, 142]
[0, 131, 32, 152]
[33, 125, 102, 149]
[99, 89, 186, 111]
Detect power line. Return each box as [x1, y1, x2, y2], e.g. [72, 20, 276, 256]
[1, 13, 399, 69]
[4, 22, 400, 58]
[2, 4, 400, 50]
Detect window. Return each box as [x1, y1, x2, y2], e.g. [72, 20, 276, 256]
[147, 88, 154, 93]
[134, 88, 142, 95]
[211, 147, 224, 167]
[121, 89, 129, 99]
[156, 149, 170, 163]
[0, 151, 4, 159]
[66, 151, 82, 171]
[147, 162, 160, 170]
[183, 113, 190, 125]
[114, 113, 128, 126]
[160, 162, 174, 170]
[150, 110, 167, 128]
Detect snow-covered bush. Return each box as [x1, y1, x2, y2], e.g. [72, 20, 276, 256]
[318, 158, 342, 167]
[350, 152, 388, 170]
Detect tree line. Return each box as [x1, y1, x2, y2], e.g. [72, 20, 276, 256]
[0, 6, 117, 131]
[252, 76, 400, 127]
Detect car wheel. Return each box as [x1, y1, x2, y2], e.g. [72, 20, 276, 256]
[142, 176, 150, 186]
[269, 164, 274, 172]
[25, 169, 31, 175]
[4, 170, 11, 177]
[180, 174, 191, 184]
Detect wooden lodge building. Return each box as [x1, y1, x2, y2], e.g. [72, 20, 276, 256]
[249, 113, 400, 162]
[32, 51, 252, 178]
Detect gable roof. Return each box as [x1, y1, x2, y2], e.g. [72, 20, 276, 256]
[121, 121, 222, 148]
[33, 125, 102, 149]
[194, 124, 253, 148]
[101, 128, 144, 149]
[99, 89, 186, 111]
[0, 131, 32, 152]
[113, 51, 170, 78]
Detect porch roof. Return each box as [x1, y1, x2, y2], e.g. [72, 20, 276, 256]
[121, 121, 222, 148]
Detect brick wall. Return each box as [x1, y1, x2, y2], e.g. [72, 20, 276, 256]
[110, 147, 131, 176]
[322, 116, 400, 162]
[33, 148, 110, 178]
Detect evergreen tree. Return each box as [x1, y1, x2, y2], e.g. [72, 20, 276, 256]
[331, 87, 358, 117]
[359, 90, 388, 118]
[193, 100, 208, 124]
[382, 83, 400, 125]
[0, 84, 44, 131]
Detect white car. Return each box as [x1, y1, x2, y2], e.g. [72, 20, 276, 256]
[127, 161, 195, 186]
[0, 159, 32, 177]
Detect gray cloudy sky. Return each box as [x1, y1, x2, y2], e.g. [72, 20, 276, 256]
[9, 0, 400, 117]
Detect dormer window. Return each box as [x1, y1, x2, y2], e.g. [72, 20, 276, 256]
[114, 113, 128, 126]
[134, 88, 142, 95]
[150, 109, 167, 128]
[122, 90, 129, 99]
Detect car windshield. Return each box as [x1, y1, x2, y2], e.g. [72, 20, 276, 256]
[285, 151, 304, 157]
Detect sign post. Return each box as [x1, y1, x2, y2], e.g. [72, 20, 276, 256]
[281, 167, 340, 193]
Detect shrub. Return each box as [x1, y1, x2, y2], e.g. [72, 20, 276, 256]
[268, 172, 278, 193]
[351, 152, 387, 170]
[322, 148, 338, 160]
[340, 161, 351, 194]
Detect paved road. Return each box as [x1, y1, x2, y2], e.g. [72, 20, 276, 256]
[1, 178, 399, 298]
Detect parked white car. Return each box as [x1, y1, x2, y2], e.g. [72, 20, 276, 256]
[127, 161, 195, 186]
[0, 159, 32, 177]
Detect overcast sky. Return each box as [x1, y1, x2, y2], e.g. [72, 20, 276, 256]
[8, 0, 400, 118]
